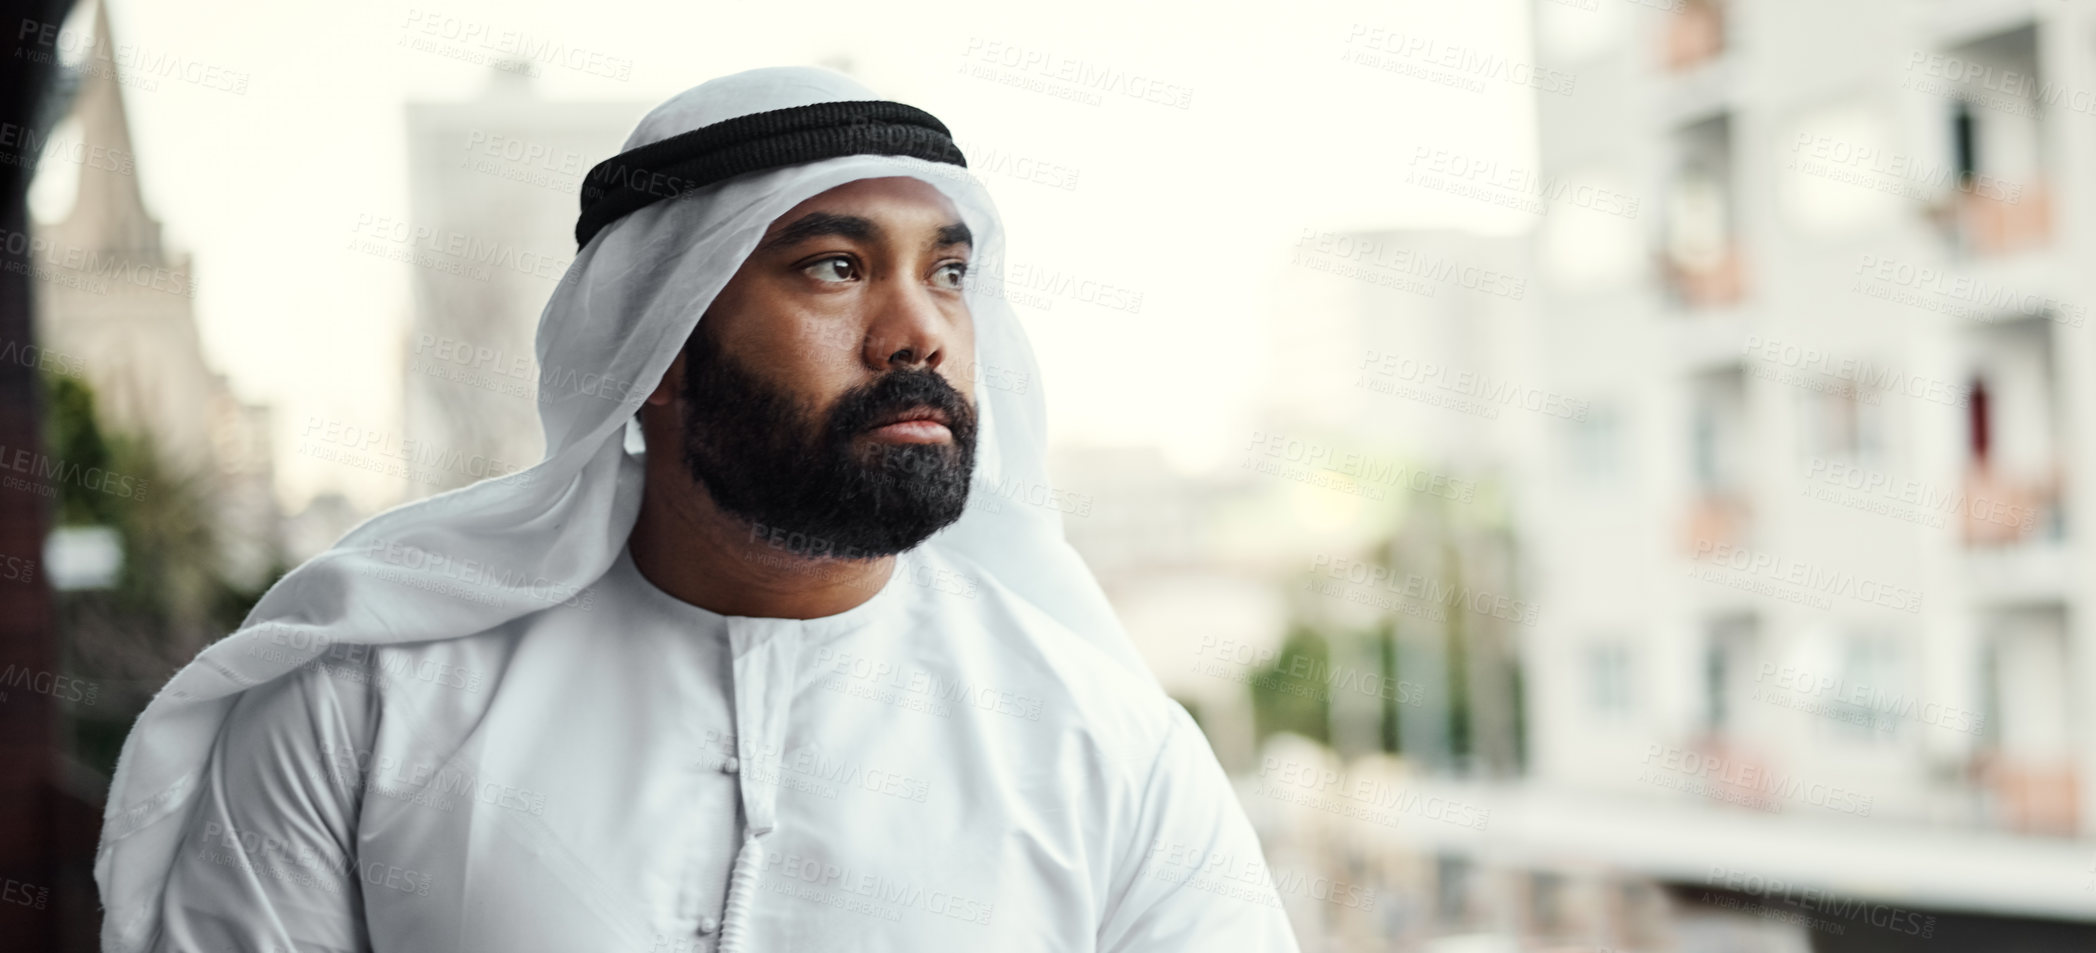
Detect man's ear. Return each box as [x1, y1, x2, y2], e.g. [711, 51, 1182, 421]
[646, 350, 687, 408]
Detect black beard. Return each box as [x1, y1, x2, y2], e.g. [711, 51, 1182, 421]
[675, 322, 979, 560]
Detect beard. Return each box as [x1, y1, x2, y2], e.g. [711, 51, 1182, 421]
[674, 321, 979, 560]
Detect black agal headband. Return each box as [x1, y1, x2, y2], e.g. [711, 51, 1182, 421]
[574, 100, 968, 249]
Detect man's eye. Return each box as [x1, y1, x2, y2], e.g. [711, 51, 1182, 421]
[806, 257, 858, 283]
[932, 262, 968, 290]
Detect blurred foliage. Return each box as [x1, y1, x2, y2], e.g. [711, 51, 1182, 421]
[1377, 622, 1402, 753]
[1178, 696, 1205, 737]
[40, 369, 281, 778]
[1445, 552, 1473, 764]
[1248, 477, 1529, 778]
[1249, 623, 1333, 746]
[1509, 662, 1527, 769]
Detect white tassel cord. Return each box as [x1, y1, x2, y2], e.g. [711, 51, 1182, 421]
[715, 835, 766, 953]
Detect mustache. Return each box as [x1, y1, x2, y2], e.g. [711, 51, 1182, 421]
[824, 367, 978, 441]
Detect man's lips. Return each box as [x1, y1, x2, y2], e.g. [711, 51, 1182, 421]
[863, 406, 953, 443]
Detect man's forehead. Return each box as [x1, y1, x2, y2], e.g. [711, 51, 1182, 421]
[767, 177, 963, 233]
[757, 177, 972, 253]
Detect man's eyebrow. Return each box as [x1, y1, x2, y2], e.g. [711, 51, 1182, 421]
[759, 212, 880, 253]
[933, 222, 973, 250]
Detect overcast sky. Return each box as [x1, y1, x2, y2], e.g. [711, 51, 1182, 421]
[41, 0, 1540, 512]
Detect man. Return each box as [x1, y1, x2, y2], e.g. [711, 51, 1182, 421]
[95, 67, 1299, 952]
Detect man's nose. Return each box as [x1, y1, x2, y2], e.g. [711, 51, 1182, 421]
[863, 280, 951, 372]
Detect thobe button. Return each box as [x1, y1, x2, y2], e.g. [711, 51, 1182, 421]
[698, 915, 720, 934]
[720, 756, 739, 774]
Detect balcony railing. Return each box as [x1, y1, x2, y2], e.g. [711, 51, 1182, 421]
[1929, 179, 2054, 257]
[1961, 463, 2064, 547]
[1664, 0, 1726, 72]
[1973, 752, 2079, 835]
[1682, 491, 1752, 556]
[1660, 245, 1746, 310]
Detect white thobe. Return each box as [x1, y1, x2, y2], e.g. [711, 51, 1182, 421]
[148, 541, 1300, 952]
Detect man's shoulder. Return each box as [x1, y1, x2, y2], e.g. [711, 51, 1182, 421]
[900, 546, 1182, 760]
[224, 613, 546, 734]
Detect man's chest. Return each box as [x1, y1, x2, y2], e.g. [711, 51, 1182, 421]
[348, 632, 1108, 953]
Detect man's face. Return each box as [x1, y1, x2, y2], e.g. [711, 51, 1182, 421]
[672, 176, 980, 559]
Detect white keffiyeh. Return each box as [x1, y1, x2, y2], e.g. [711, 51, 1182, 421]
[96, 65, 1161, 953]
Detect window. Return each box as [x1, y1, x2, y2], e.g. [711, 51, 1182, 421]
[1825, 633, 1904, 741]
[1932, 26, 2051, 256]
[1800, 379, 1882, 464]
[1703, 614, 1758, 733]
[1663, 115, 1743, 307]
[1566, 404, 1623, 485]
[1586, 640, 1634, 718]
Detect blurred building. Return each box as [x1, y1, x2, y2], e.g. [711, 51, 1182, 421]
[1060, 226, 1549, 951]
[1492, 0, 2096, 948]
[1096, 3, 2096, 951]
[30, 0, 279, 588]
[397, 73, 646, 497]
[280, 489, 364, 565]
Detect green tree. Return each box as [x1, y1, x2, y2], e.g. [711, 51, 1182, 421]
[1248, 623, 1333, 746]
[40, 370, 278, 776]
